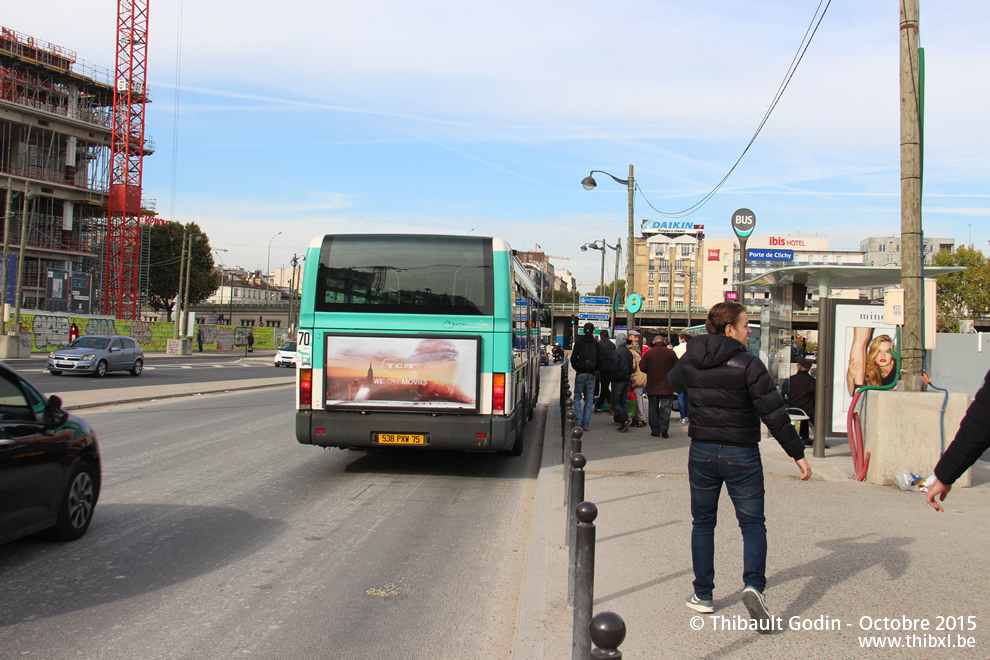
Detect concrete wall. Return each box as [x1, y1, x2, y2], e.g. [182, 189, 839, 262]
[862, 390, 970, 487]
[928, 332, 990, 398]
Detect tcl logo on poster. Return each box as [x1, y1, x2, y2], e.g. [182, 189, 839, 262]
[707, 249, 720, 261]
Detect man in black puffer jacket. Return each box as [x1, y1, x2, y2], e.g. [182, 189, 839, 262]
[668, 302, 810, 631]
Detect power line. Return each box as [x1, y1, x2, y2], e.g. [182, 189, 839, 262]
[636, 0, 832, 220]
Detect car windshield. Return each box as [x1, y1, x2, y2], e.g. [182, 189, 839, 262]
[280, 341, 297, 351]
[68, 336, 110, 350]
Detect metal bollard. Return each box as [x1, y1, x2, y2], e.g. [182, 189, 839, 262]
[571, 501, 598, 660]
[563, 404, 575, 463]
[561, 389, 571, 446]
[590, 611, 626, 659]
[567, 452, 586, 605]
[564, 429, 583, 527]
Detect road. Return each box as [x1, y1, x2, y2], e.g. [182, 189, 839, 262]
[0, 373, 554, 658]
[15, 355, 286, 394]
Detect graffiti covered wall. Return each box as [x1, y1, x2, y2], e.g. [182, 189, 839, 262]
[3, 315, 277, 353]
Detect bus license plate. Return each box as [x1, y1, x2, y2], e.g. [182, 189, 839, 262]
[377, 433, 426, 445]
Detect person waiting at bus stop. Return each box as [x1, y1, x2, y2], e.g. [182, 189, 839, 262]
[668, 301, 811, 630]
[570, 322, 604, 431]
[609, 331, 634, 432]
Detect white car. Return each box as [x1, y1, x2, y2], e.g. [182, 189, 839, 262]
[274, 340, 298, 368]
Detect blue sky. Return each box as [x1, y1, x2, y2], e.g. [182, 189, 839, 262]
[8, 1, 990, 288]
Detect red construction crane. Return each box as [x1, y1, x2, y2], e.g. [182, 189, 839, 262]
[104, 0, 149, 319]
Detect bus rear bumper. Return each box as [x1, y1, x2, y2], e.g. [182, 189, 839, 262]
[295, 410, 517, 452]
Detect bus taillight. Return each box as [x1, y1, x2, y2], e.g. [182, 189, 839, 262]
[299, 368, 313, 407]
[492, 373, 506, 413]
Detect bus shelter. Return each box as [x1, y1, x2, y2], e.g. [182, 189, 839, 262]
[737, 265, 963, 458]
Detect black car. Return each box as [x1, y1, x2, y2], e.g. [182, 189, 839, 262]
[0, 362, 101, 545]
[539, 345, 550, 366]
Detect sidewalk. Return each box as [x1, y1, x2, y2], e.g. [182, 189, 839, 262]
[514, 367, 990, 658]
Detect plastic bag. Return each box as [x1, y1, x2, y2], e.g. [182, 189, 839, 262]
[894, 466, 926, 491]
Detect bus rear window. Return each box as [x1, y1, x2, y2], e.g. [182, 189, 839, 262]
[314, 235, 494, 316]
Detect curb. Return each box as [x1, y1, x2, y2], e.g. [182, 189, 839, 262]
[59, 380, 294, 411]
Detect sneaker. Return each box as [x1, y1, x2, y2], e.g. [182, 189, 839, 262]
[680, 418, 688, 425]
[686, 594, 714, 614]
[619, 419, 632, 432]
[741, 586, 773, 634]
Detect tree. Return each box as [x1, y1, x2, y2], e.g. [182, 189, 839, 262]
[932, 246, 990, 332]
[546, 288, 581, 305]
[147, 222, 218, 321]
[591, 279, 625, 302]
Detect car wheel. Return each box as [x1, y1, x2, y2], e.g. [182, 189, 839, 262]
[47, 461, 98, 542]
[49, 369, 62, 376]
[94, 360, 108, 378]
[130, 358, 143, 376]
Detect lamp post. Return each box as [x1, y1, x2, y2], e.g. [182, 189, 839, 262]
[181, 234, 204, 336]
[214, 249, 228, 322]
[266, 231, 282, 305]
[581, 165, 636, 330]
[1, 178, 12, 324]
[12, 182, 35, 337]
[580, 238, 621, 333]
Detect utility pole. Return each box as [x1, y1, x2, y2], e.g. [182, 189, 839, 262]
[613, 238, 621, 335]
[1, 178, 11, 323]
[626, 164, 636, 331]
[174, 231, 187, 339]
[900, 0, 924, 391]
[667, 246, 674, 338]
[12, 182, 31, 335]
[182, 234, 196, 336]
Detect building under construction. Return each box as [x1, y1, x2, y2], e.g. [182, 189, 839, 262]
[0, 26, 153, 315]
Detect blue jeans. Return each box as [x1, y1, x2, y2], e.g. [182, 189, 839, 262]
[610, 380, 630, 424]
[678, 391, 690, 420]
[574, 372, 596, 429]
[688, 443, 766, 599]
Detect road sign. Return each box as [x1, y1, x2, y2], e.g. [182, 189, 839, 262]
[580, 296, 610, 305]
[626, 294, 643, 313]
[579, 313, 610, 321]
[731, 208, 756, 238]
[747, 248, 793, 261]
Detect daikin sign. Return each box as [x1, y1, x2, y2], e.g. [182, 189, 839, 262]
[644, 220, 705, 234]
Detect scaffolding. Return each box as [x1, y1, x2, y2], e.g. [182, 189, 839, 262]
[0, 25, 154, 315]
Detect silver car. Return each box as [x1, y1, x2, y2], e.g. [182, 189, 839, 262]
[48, 335, 144, 377]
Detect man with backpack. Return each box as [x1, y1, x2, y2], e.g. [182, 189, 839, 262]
[570, 322, 604, 431]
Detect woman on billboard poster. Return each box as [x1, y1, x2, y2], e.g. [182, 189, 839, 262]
[846, 329, 897, 395]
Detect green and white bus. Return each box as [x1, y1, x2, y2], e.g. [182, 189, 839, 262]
[294, 234, 542, 455]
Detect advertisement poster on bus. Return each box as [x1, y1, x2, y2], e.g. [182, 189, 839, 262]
[829, 301, 898, 434]
[324, 334, 479, 411]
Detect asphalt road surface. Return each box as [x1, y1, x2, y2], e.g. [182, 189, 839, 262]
[14, 355, 285, 394]
[0, 382, 550, 658]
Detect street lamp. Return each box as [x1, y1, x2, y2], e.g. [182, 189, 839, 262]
[581, 165, 636, 330]
[181, 234, 204, 336]
[213, 249, 228, 323]
[266, 231, 282, 305]
[580, 238, 621, 333]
